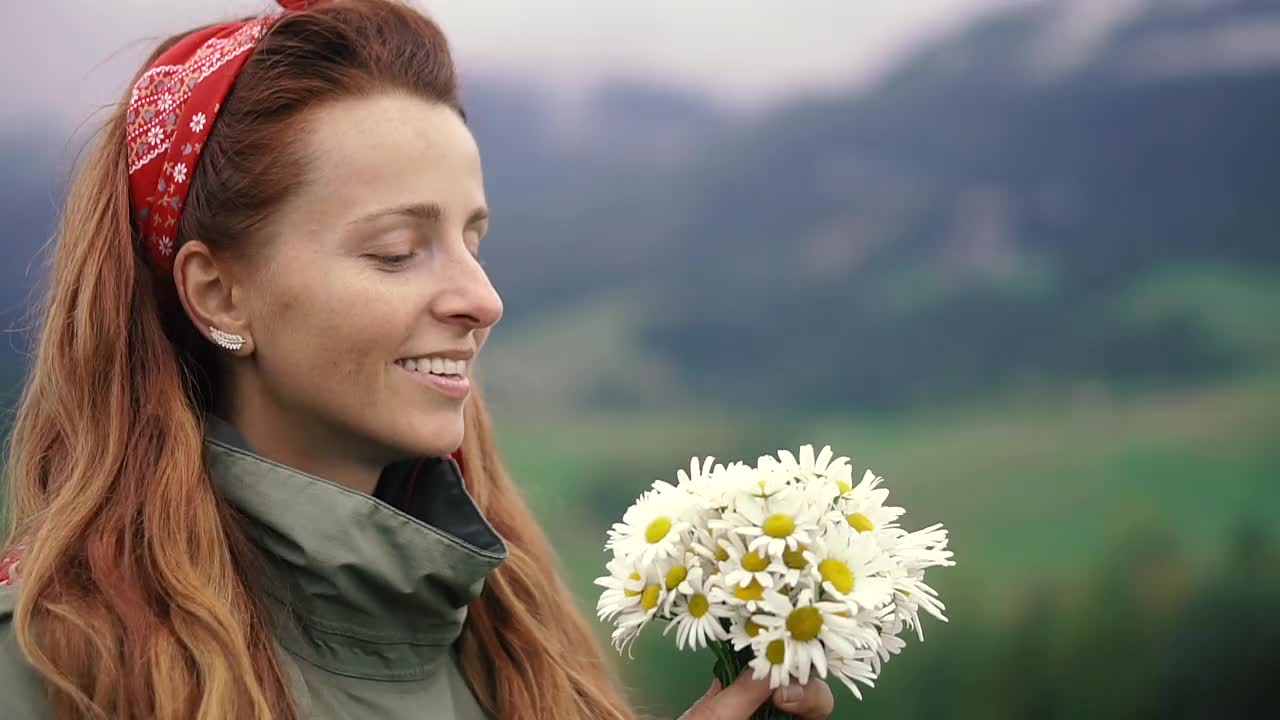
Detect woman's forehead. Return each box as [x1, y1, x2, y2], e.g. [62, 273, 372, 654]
[294, 93, 484, 219]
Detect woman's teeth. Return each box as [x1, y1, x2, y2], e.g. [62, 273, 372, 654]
[396, 357, 467, 376]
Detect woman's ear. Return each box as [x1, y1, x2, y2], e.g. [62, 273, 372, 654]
[173, 240, 255, 356]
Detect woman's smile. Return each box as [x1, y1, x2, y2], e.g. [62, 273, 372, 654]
[394, 354, 472, 400]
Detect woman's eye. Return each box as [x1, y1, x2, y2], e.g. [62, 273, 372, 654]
[372, 252, 416, 266]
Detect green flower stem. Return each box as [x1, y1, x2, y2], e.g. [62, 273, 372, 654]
[708, 641, 736, 691]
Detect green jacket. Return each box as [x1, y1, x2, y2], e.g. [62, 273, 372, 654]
[0, 415, 508, 718]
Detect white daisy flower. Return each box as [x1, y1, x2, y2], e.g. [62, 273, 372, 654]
[720, 527, 785, 590]
[674, 455, 728, 511]
[146, 125, 163, 145]
[190, 111, 207, 133]
[888, 573, 948, 641]
[746, 628, 796, 688]
[609, 573, 668, 656]
[768, 445, 852, 500]
[708, 566, 776, 615]
[757, 447, 802, 476]
[610, 621, 644, 659]
[605, 480, 695, 569]
[868, 610, 909, 674]
[593, 556, 647, 624]
[777, 539, 819, 588]
[834, 469, 905, 536]
[750, 588, 874, 686]
[732, 485, 823, 558]
[654, 549, 700, 615]
[827, 651, 878, 700]
[726, 461, 791, 516]
[171, 162, 188, 184]
[688, 525, 728, 568]
[882, 523, 954, 572]
[802, 444, 855, 488]
[661, 567, 732, 651]
[726, 613, 772, 653]
[809, 522, 896, 613]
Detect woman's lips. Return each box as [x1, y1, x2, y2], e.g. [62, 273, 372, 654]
[395, 362, 470, 400]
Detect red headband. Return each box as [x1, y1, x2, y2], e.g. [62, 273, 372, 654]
[123, 0, 469, 476]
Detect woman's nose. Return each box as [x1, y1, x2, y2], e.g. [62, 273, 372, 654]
[433, 251, 503, 331]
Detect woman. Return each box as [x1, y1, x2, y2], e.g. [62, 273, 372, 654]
[0, 1, 835, 718]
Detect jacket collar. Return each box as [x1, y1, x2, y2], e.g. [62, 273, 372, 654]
[202, 414, 507, 681]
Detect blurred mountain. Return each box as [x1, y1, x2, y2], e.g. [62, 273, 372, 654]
[1, 130, 61, 310]
[4, 0, 1280, 411]
[1, 128, 63, 397]
[476, 0, 1280, 410]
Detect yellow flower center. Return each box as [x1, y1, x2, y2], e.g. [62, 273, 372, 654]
[645, 517, 673, 543]
[786, 607, 823, 642]
[846, 512, 874, 533]
[837, 480, 852, 494]
[665, 565, 688, 590]
[782, 544, 808, 569]
[745, 620, 763, 637]
[765, 639, 786, 665]
[688, 594, 709, 618]
[763, 513, 795, 538]
[623, 571, 642, 597]
[733, 579, 764, 602]
[741, 550, 770, 573]
[714, 543, 730, 562]
[640, 584, 662, 611]
[818, 558, 855, 594]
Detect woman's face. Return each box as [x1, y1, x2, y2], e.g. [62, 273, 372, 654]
[226, 92, 502, 474]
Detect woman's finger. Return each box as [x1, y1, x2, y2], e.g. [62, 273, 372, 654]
[677, 671, 773, 720]
[771, 679, 836, 719]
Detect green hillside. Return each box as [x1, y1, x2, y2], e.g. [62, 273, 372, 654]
[497, 372, 1280, 718]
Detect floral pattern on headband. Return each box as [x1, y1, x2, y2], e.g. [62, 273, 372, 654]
[125, 16, 276, 279]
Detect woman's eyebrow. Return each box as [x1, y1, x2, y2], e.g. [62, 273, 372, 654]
[348, 201, 440, 226]
[347, 202, 489, 227]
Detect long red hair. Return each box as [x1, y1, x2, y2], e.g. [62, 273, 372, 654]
[1, 2, 636, 718]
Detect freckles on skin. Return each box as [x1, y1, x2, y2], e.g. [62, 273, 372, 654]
[257, 254, 400, 403]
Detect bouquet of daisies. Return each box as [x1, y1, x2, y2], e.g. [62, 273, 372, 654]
[595, 445, 954, 719]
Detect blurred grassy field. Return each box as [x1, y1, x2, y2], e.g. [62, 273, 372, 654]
[494, 372, 1280, 718]
[1, 349, 1274, 717]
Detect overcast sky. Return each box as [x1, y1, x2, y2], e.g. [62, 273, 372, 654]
[5, 0, 1041, 130]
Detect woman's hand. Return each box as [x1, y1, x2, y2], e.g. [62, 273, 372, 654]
[677, 671, 835, 720]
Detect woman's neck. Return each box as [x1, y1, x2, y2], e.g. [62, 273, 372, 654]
[216, 403, 388, 495]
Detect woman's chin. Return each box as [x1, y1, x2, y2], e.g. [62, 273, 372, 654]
[393, 413, 464, 458]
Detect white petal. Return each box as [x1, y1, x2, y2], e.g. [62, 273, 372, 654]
[816, 446, 834, 471]
[813, 645, 828, 678]
[796, 643, 812, 685]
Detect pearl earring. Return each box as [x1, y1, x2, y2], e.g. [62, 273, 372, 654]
[209, 326, 246, 352]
